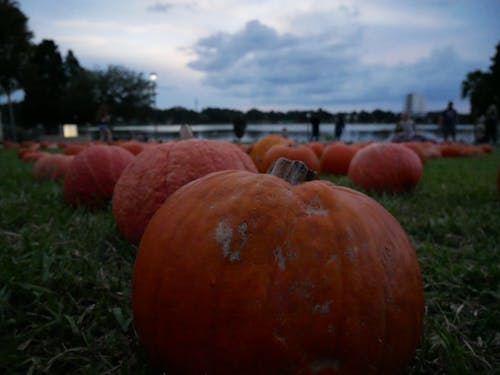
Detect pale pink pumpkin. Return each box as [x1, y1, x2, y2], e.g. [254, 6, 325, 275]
[63, 145, 135, 207]
[33, 154, 74, 180]
[112, 139, 258, 242]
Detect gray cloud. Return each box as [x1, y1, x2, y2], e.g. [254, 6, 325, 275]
[147, 2, 174, 13]
[188, 20, 477, 109]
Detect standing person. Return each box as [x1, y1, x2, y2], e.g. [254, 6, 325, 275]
[99, 112, 113, 142]
[484, 100, 498, 144]
[310, 112, 321, 141]
[440, 101, 458, 142]
[335, 113, 345, 140]
[397, 112, 416, 141]
[281, 127, 289, 139]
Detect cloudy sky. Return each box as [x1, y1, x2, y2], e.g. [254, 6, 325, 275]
[16, 0, 500, 113]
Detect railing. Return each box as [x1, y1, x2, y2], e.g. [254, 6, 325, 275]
[82, 123, 476, 143]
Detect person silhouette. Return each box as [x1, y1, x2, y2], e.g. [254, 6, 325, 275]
[310, 112, 321, 141]
[335, 113, 345, 140]
[439, 101, 458, 142]
[484, 100, 498, 144]
[99, 113, 112, 142]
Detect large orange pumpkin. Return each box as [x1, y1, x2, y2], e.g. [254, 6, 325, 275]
[133, 158, 424, 374]
[320, 142, 358, 175]
[63, 145, 135, 207]
[348, 142, 423, 193]
[112, 139, 258, 243]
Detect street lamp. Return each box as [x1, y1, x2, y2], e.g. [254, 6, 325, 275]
[149, 72, 158, 139]
[149, 72, 158, 108]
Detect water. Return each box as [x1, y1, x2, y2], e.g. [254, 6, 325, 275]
[86, 123, 476, 143]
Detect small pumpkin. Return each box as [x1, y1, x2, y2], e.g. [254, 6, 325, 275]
[305, 141, 325, 158]
[320, 142, 358, 175]
[132, 158, 424, 374]
[17, 145, 40, 159]
[112, 139, 258, 242]
[33, 154, 73, 180]
[2, 141, 20, 148]
[262, 143, 320, 173]
[249, 134, 293, 172]
[63, 145, 135, 207]
[62, 143, 88, 156]
[401, 142, 429, 163]
[348, 142, 423, 193]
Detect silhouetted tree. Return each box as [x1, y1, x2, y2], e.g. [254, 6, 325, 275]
[0, 0, 32, 137]
[462, 42, 500, 117]
[62, 51, 97, 124]
[21, 39, 66, 132]
[93, 65, 152, 123]
[201, 107, 244, 123]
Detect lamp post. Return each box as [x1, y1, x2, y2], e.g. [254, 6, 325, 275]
[149, 72, 158, 139]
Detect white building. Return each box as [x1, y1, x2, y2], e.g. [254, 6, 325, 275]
[404, 93, 426, 117]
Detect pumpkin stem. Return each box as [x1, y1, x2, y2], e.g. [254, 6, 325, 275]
[268, 157, 317, 185]
[180, 124, 194, 139]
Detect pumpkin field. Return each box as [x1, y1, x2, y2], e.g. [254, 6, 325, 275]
[0, 142, 499, 374]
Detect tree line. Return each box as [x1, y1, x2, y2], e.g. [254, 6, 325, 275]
[0, 0, 154, 139]
[1, 1, 497, 140]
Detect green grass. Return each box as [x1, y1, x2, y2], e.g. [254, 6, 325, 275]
[1, 147, 499, 374]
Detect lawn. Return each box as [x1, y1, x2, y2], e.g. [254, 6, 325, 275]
[0, 147, 499, 374]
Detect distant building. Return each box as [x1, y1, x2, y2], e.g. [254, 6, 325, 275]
[404, 93, 426, 117]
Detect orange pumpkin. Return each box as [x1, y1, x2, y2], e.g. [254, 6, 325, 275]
[132, 158, 424, 374]
[33, 154, 73, 180]
[305, 141, 325, 158]
[439, 143, 465, 157]
[249, 134, 293, 172]
[63, 145, 135, 207]
[479, 144, 493, 153]
[401, 142, 428, 163]
[262, 143, 320, 173]
[320, 142, 358, 175]
[118, 141, 146, 155]
[62, 143, 88, 156]
[112, 139, 258, 242]
[21, 150, 50, 162]
[348, 142, 423, 192]
[420, 143, 442, 159]
[17, 145, 40, 159]
[2, 141, 20, 148]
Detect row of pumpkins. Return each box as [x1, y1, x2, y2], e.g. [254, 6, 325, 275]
[3, 133, 497, 373]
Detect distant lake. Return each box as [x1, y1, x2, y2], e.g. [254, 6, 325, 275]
[87, 123, 476, 143]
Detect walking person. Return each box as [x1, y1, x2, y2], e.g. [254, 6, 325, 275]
[439, 101, 458, 142]
[310, 111, 321, 141]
